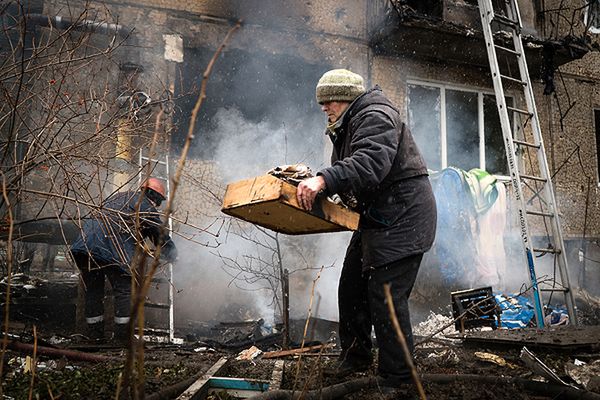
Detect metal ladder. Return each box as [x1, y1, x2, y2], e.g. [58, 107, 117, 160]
[138, 150, 177, 342]
[477, 0, 576, 327]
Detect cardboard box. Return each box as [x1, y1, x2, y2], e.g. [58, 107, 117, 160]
[221, 175, 359, 234]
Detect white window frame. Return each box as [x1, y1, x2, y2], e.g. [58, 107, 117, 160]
[407, 79, 513, 173]
[594, 108, 600, 186]
[585, 0, 600, 34]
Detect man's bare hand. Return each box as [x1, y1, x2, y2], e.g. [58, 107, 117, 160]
[296, 176, 326, 211]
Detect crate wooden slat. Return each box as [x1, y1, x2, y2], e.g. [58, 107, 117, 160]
[221, 175, 359, 234]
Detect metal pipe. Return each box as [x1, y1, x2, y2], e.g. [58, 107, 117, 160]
[0, 219, 80, 244]
[6, 340, 114, 363]
[27, 14, 131, 38]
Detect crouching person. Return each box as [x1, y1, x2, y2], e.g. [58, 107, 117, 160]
[70, 178, 177, 342]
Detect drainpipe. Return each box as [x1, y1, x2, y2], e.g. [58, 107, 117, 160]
[113, 63, 145, 191]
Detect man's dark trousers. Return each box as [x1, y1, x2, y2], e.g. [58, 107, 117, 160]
[338, 232, 422, 385]
[71, 252, 131, 323]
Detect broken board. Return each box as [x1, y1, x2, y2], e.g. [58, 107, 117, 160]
[221, 174, 359, 234]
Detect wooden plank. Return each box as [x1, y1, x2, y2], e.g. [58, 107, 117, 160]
[222, 175, 283, 208]
[262, 343, 334, 359]
[221, 175, 359, 234]
[446, 326, 600, 350]
[208, 377, 269, 391]
[177, 357, 229, 400]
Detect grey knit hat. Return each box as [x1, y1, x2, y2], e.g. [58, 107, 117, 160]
[316, 69, 366, 104]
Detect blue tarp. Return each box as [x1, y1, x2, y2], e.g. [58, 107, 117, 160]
[494, 293, 569, 329]
[494, 293, 536, 329]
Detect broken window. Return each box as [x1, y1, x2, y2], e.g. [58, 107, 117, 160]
[586, 0, 600, 33]
[407, 81, 510, 175]
[403, 0, 443, 18]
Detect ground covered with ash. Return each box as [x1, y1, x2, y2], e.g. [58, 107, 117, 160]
[3, 327, 599, 400]
[2, 293, 599, 399]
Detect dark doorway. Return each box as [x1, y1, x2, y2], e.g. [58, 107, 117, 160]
[173, 47, 330, 170]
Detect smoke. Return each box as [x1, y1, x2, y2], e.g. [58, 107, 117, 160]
[309, 232, 352, 321]
[211, 107, 325, 183]
[172, 99, 352, 323]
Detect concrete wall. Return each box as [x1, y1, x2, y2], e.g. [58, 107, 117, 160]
[537, 54, 600, 237]
[541, 0, 600, 43]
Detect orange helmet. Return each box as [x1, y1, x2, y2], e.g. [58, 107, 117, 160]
[142, 177, 166, 200]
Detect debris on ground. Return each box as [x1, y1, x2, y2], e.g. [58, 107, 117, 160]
[565, 359, 600, 391]
[235, 345, 262, 361]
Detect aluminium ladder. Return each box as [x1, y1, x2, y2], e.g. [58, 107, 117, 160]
[477, 0, 576, 327]
[139, 150, 177, 342]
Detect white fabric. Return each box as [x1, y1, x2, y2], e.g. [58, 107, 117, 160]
[86, 315, 104, 324]
[114, 316, 130, 324]
[476, 183, 507, 287]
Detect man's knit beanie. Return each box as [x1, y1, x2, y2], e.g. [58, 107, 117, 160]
[316, 69, 366, 104]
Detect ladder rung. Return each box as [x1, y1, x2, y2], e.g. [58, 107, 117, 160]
[493, 14, 520, 29]
[513, 139, 540, 148]
[494, 44, 521, 56]
[141, 156, 168, 166]
[507, 106, 532, 116]
[533, 247, 561, 254]
[520, 174, 547, 182]
[499, 74, 527, 86]
[144, 301, 171, 309]
[540, 288, 568, 293]
[526, 209, 554, 217]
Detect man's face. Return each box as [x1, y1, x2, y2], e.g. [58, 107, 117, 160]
[321, 101, 350, 123]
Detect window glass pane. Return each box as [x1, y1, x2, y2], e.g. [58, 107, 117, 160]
[484, 94, 509, 175]
[588, 1, 600, 29]
[408, 84, 441, 171]
[446, 90, 479, 170]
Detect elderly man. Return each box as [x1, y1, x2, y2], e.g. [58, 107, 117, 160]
[70, 178, 177, 342]
[297, 69, 436, 389]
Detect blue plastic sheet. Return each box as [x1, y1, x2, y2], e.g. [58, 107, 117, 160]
[494, 293, 535, 329]
[494, 293, 569, 329]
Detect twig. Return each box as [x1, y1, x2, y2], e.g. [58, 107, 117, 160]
[262, 344, 334, 359]
[293, 266, 324, 395]
[27, 325, 37, 400]
[0, 173, 14, 396]
[383, 283, 427, 400]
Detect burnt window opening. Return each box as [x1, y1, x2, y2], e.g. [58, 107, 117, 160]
[173, 48, 329, 167]
[585, 0, 600, 33]
[595, 109, 600, 184]
[407, 82, 512, 175]
[402, 0, 443, 19]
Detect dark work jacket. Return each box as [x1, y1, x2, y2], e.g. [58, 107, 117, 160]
[70, 191, 177, 272]
[318, 87, 437, 269]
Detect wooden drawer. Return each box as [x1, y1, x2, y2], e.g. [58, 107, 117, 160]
[221, 175, 359, 234]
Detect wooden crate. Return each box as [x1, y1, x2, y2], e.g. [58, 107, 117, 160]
[221, 175, 359, 234]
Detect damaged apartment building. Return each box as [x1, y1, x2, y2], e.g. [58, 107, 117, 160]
[1, 0, 600, 336]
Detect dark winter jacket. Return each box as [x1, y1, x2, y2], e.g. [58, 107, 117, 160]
[70, 191, 177, 271]
[318, 87, 437, 269]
